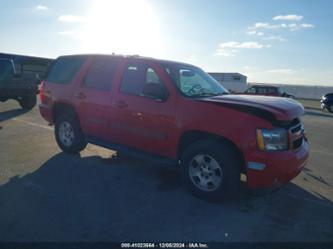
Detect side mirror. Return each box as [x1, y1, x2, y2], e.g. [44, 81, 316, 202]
[142, 83, 168, 101]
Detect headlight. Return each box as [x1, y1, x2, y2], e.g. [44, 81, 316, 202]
[256, 128, 288, 151]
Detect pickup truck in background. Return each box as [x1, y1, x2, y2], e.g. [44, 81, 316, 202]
[39, 54, 309, 200]
[0, 58, 39, 109]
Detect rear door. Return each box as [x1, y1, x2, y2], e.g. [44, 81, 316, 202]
[74, 56, 118, 138]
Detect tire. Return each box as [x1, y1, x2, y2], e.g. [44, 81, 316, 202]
[180, 140, 241, 201]
[19, 95, 36, 110]
[54, 113, 87, 154]
[329, 104, 333, 113]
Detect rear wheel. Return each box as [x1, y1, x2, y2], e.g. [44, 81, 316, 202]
[19, 95, 36, 110]
[180, 140, 241, 201]
[55, 113, 87, 153]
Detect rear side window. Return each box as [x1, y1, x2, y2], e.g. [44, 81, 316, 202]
[257, 87, 267, 94]
[120, 64, 145, 95]
[84, 58, 117, 90]
[268, 87, 277, 93]
[146, 67, 162, 85]
[47, 56, 85, 84]
[246, 87, 256, 94]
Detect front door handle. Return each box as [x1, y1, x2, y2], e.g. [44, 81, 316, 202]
[115, 100, 128, 108]
[74, 92, 86, 100]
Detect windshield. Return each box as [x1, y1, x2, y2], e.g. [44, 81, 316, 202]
[163, 63, 229, 97]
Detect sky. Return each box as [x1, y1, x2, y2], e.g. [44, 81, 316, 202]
[0, 0, 333, 85]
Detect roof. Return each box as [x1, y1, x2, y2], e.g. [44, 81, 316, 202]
[0, 52, 52, 65]
[56, 53, 197, 67]
[251, 84, 280, 88]
[208, 72, 246, 77]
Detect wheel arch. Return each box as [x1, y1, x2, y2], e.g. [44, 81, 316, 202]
[52, 102, 79, 122]
[177, 130, 246, 172]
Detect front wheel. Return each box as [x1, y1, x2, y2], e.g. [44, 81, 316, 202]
[55, 113, 87, 153]
[180, 140, 241, 201]
[329, 104, 333, 113]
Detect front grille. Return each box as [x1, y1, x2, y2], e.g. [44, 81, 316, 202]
[291, 123, 302, 134]
[293, 137, 303, 149]
[289, 120, 304, 150]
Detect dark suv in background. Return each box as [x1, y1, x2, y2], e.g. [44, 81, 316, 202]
[0, 58, 38, 109]
[244, 85, 295, 99]
[321, 93, 333, 113]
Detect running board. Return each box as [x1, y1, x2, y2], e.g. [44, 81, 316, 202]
[86, 136, 178, 167]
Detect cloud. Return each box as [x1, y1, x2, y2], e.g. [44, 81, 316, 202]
[249, 22, 314, 31]
[246, 30, 264, 36]
[264, 35, 285, 42]
[215, 49, 238, 57]
[289, 23, 315, 31]
[58, 15, 85, 23]
[273, 14, 303, 21]
[36, 5, 48, 10]
[215, 41, 270, 56]
[219, 41, 267, 49]
[249, 22, 282, 30]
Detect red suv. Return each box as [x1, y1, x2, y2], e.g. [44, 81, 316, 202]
[39, 54, 309, 200]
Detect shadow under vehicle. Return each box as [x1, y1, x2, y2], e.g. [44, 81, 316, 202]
[0, 152, 332, 242]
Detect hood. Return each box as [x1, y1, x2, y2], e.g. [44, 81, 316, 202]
[200, 94, 304, 122]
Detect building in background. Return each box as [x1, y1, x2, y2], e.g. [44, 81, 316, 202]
[208, 72, 247, 93]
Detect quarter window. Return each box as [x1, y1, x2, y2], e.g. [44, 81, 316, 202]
[46, 56, 85, 84]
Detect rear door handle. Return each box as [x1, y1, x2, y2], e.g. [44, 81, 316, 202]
[115, 100, 128, 108]
[74, 92, 86, 100]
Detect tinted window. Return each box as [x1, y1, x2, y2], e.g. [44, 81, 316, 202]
[47, 56, 85, 84]
[0, 59, 14, 81]
[146, 67, 162, 85]
[120, 63, 164, 96]
[268, 87, 277, 93]
[84, 58, 117, 90]
[257, 87, 267, 94]
[246, 87, 256, 94]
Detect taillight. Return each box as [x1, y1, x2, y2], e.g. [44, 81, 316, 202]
[39, 80, 45, 103]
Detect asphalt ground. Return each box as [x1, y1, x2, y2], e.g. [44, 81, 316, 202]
[0, 99, 332, 242]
